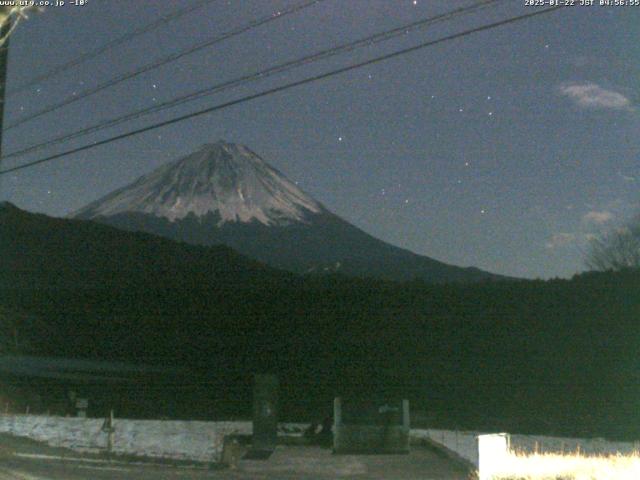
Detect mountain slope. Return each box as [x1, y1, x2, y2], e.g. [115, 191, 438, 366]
[1, 201, 289, 291]
[73, 141, 501, 283]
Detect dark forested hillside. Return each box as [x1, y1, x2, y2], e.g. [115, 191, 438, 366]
[1, 201, 291, 290]
[3, 203, 640, 440]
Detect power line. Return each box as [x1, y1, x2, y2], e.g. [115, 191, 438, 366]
[4, 0, 324, 130]
[0, 5, 566, 177]
[3, 0, 504, 161]
[5, 0, 219, 98]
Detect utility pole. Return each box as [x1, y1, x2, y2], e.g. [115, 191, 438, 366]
[0, 8, 11, 161]
[0, 8, 11, 194]
[0, 6, 42, 185]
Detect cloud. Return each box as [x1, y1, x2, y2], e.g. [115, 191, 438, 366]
[570, 56, 601, 68]
[558, 82, 632, 110]
[545, 233, 576, 250]
[583, 210, 614, 225]
[617, 171, 636, 183]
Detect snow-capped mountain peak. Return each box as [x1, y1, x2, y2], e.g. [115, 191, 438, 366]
[73, 141, 323, 226]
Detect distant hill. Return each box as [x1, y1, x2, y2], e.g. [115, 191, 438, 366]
[1, 200, 290, 291]
[72, 141, 503, 283]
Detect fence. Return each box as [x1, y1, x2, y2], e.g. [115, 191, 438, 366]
[0, 414, 252, 462]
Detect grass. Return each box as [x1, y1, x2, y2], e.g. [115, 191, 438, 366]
[488, 450, 640, 480]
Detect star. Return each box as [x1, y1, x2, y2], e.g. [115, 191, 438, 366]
[152, 84, 158, 89]
[488, 112, 493, 116]
[487, 96, 492, 100]
[338, 136, 343, 142]
[412, 0, 417, 4]
[464, 162, 470, 167]
[480, 209, 486, 214]
[459, 108, 464, 113]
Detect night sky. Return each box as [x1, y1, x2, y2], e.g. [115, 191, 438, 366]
[1, 0, 638, 279]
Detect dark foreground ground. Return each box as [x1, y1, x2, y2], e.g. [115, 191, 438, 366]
[0, 434, 473, 480]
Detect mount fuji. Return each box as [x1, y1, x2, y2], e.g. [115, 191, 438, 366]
[73, 141, 500, 283]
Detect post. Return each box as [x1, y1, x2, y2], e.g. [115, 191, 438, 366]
[252, 374, 278, 453]
[101, 408, 115, 460]
[477, 433, 510, 480]
[75, 398, 88, 418]
[332, 397, 341, 453]
[333, 397, 342, 429]
[402, 399, 410, 430]
[107, 409, 114, 456]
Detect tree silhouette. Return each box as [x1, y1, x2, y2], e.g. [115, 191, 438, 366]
[586, 216, 640, 271]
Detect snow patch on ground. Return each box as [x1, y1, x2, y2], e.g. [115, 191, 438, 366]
[1, 416, 636, 468]
[410, 429, 640, 468]
[0, 415, 251, 462]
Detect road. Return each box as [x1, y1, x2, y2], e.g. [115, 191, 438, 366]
[0, 436, 473, 479]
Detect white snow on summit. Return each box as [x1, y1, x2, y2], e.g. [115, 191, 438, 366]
[73, 141, 323, 226]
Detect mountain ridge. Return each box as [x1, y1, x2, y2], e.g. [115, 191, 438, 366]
[73, 141, 323, 226]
